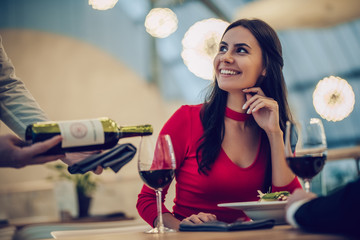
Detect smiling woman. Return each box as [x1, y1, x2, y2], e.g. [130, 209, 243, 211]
[137, 18, 302, 231]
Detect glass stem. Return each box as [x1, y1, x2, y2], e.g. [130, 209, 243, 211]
[304, 179, 311, 192]
[156, 189, 164, 233]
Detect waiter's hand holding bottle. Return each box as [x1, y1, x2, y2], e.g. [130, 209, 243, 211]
[0, 134, 64, 168]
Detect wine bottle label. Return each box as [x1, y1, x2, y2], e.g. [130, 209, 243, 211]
[58, 119, 104, 148]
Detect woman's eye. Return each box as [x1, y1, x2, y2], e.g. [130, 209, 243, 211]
[219, 45, 227, 52]
[236, 47, 247, 54]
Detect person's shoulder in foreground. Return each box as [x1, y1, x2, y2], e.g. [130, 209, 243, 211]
[286, 177, 360, 236]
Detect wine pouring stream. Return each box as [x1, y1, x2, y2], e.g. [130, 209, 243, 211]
[285, 118, 327, 192]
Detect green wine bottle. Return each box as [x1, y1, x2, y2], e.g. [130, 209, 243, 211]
[25, 117, 153, 155]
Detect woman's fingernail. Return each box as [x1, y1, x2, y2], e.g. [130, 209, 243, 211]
[247, 109, 251, 114]
[242, 104, 246, 109]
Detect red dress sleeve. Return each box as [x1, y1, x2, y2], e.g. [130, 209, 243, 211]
[136, 105, 193, 227]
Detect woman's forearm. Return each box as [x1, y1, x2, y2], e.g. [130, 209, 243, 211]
[267, 130, 296, 187]
[154, 212, 181, 231]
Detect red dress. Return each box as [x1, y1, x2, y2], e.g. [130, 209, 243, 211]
[136, 104, 301, 226]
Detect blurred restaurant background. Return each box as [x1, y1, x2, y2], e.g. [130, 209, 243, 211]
[0, 0, 360, 226]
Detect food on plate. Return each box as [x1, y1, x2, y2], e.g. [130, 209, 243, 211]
[257, 190, 289, 201]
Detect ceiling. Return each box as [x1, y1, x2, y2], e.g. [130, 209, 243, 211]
[234, 0, 360, 30]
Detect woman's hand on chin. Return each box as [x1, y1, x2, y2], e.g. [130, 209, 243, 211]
[242, 87, 281, 134]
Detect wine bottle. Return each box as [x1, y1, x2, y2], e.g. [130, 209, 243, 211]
[25, 117, 153, 155]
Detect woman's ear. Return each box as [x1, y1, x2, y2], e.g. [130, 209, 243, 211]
[261, 68, 266, 77]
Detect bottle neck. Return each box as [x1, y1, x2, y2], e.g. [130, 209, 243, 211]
[118, 124, 153, 138]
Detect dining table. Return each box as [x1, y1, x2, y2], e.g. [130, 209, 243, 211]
[49, 224, 353, 240]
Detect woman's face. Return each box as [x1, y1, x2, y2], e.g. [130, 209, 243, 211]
[213, 26, 265, 93]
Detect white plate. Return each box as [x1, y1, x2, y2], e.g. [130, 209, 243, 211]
[218, 201, 287, 224]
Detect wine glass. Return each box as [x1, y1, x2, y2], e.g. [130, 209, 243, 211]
[138, 134, 176, 233]
[284, 118, 327, 192]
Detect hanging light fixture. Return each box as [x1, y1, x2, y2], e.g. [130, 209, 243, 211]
[313, 76, 355, 122]
[145, 8, 178, 38]
[89, 0, 118, 10]
[181, 18, 229, 80]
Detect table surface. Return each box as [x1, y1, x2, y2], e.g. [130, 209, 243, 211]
[51, 224, 351, 240]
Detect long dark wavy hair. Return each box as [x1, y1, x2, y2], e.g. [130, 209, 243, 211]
[196, 19, 293, 191]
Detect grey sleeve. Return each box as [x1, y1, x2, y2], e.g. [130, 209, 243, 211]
[0, 35, 49, 139]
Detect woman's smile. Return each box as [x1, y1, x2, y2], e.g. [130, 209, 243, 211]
[219, 69, 242, 77]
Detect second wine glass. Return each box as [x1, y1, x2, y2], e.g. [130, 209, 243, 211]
[138, 134, 176, 233]
[285, 118, 327, 192]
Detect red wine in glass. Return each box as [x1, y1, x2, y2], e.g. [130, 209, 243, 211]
[286, 155, 326, 179]
[285, 118, 327, 192]
[139, 169, 175, 189]
[138, 134, 176, 233]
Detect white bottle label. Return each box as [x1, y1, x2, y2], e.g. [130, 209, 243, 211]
[58, 119, 104, 148]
